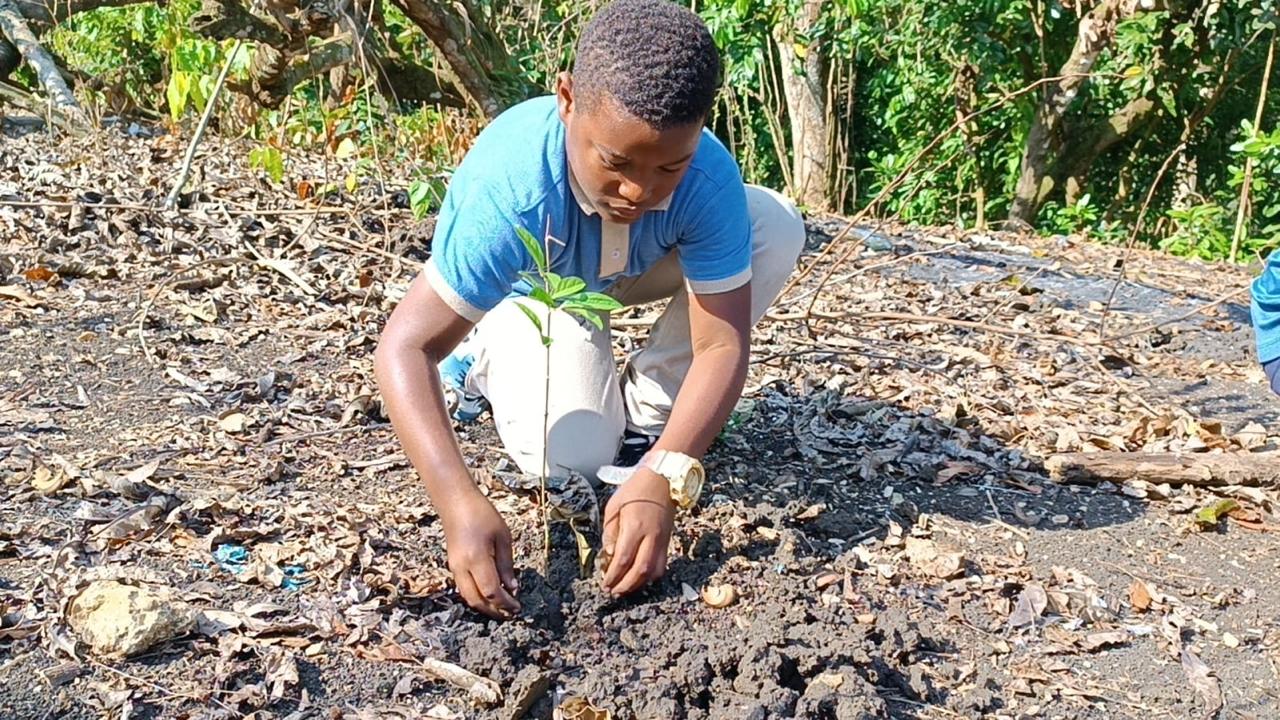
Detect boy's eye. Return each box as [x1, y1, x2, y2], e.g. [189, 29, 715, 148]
[602, 158, 626, 171]
[659, 165, 683, 174]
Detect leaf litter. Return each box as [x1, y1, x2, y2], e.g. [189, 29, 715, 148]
[1, 126, 1278, 718]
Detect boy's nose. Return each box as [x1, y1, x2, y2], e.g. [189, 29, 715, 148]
[618, 178, 650, 205]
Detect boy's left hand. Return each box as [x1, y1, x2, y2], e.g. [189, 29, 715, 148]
[601, 466, 675, 595]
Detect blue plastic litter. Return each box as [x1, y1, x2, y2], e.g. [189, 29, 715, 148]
[281, 564, 313, 592]
[213, 543, 250, 574]
[214, 544, 313, 591]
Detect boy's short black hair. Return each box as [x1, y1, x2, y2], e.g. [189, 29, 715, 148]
[572, 0, 721, 129]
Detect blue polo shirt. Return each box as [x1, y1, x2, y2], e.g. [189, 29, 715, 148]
[423, 96, 752, 323]
[1252, 252, 1280, 362]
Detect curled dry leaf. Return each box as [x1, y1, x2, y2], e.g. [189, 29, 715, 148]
[218, 411, 249, 433]
[701, 584, 738, 609]
[31, 465, 69, 495]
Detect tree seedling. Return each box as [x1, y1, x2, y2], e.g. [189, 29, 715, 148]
[514, 223, 623, 569]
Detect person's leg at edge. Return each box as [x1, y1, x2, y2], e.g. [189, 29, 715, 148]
[618, 185, 806, 437]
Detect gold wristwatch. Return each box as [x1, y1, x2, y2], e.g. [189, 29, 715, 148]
[644, 450, 705, 510]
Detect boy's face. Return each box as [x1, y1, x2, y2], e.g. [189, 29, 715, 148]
[557, 73, 703, 225]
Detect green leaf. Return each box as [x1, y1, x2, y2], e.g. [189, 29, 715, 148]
[335, 137, 358, 159]
[165, 71, 190, 122]
[1194, 498, 1239, 530]
[551, 276, 587, 300]
[248, 146, 284, 184]
[562, 291, 623, 312]
[407, 179, 443, 220]
[543, 272, 564, 291]
[515, 302, 543, 335]
[516, 226, 546, 272]
[565, 306, 605, 330]
[528, 287, 555, 307]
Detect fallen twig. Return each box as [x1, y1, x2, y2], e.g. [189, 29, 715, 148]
[0, 198, 368, 216]
[777, 309, 1099, 347]
[419, 657, 502, 705]
[372, 632, 502, 705]
[89, 657, 243, 717]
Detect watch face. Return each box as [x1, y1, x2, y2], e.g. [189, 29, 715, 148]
[684, 464, 705, 505]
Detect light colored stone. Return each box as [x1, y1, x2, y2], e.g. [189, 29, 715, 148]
[67, 580, 195, 658]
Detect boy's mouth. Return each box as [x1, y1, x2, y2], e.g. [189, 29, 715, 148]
[607, 204, 642, 221]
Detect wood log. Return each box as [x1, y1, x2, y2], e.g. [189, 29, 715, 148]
[0, 0, 85, 120]
[1045, 452, 1280, 487]
[0, 78, 82, 132]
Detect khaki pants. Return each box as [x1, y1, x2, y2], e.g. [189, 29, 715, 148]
[459, 185, 804, 477]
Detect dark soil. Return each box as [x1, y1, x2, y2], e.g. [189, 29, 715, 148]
[3, 124, 1278, 720]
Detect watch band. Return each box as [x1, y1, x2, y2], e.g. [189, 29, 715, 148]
[645, 450, 704, 509]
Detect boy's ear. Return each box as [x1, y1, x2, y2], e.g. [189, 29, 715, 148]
[556, 72, 574, 122]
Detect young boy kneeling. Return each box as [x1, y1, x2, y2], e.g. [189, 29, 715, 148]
[374, 0, 804, 619]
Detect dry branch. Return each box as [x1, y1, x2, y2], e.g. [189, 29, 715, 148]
[1045, 452, 1280, 487]
[0, 0, 84, 119]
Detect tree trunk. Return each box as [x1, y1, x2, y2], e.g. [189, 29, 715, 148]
[392, 0, 530, 119]
[0, 0, 84, 119]
[774, 0, 830, 211]
[0, 37, 17, 79]
[1008, 0, 1157, 227]
[1060, 95, 1158, 206]
[332, 0, 464, 107]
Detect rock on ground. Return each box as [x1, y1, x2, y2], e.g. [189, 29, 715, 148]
[66, 580, 195, 659]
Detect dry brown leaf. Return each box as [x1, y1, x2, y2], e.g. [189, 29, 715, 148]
[0, 285, 43, 307]
[31, 466, 69, 495]
[1008, 584, 1048, 628]
[794, 503, 825, 521]
[1079, 630, 1129, 652]
[1129, 579, 1153, 612]
[22, 266, 56, 283]
[935, 461, 983, 484]
[558, 696, 612, 720]
[1180, 648, 1223, 719]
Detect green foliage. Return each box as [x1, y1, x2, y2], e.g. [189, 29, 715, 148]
[37, 0, 1279, 264]
[247, 146, 284, 184]
[1160, 203, 1232, 260]
[1041, 194, 1102, 237]
[408, 177, 447, 219]
[514, 225, 623, 345]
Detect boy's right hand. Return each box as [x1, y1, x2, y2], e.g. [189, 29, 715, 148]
[441, 491, 521, 619]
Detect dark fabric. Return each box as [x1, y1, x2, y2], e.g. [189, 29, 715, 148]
[614, 428, 658, 467]
[1266, 356, 1280, 397]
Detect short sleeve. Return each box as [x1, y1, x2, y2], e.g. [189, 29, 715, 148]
[1251, 252, 1280, 363]
[425, 179, 528, 323]
[677, 180, 752, 294]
